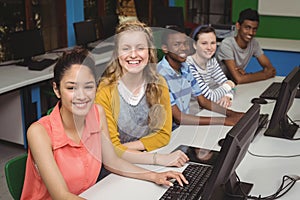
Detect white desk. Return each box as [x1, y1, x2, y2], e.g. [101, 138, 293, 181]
[80, 76, 300, 200]
[0, 50, 112, 95]
[0, 50, 112, 145]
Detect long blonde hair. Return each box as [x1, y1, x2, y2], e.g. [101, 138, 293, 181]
[101, 20, 161, 106]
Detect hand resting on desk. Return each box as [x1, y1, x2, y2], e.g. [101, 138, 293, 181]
[155, 150, 189, 167]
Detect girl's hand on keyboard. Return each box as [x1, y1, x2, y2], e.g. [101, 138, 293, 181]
[153, 171, 188, 187]
[157, 150, 189, 167]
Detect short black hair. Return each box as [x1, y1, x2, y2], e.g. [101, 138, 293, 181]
[161, 26, 186, 45]
[238, 8, 259, 24]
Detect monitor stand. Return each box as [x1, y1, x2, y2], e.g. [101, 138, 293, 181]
[211, 173, 253, 200]
[224, 174, 253, 200]
[264, 118, 299, 139]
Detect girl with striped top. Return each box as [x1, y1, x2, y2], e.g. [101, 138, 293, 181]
[186, 25, 235, 108]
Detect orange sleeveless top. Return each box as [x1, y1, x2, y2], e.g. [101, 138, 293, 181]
[21, 103, 102, 200]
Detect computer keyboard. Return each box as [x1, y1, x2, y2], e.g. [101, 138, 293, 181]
[260, 82, 281, 100]
[260, 82, 300, 99]
[252, 114, 269, 141]
[159, 164, 212, 200]
[27, 58, 57, 71]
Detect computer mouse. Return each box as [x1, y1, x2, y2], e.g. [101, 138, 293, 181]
[251, 97, 268, 104]
[218, 138, 225, 147]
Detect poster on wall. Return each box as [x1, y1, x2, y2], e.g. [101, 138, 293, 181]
[258, 0, 300, 17]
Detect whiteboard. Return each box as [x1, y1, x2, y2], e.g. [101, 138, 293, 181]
[258, 0, 300, 17]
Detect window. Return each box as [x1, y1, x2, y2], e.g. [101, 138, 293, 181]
[186, 0, 232, 25]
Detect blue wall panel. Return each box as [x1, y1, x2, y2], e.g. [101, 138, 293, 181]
[247, 50, 300, 76]
[66, 0, 84, 47]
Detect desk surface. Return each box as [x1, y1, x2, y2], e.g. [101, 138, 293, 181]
[80, 76, 300, 200]
[0, 50, 112, 95]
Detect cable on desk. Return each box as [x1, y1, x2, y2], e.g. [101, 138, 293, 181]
[247, 150, 300, 158]
[247, 175, 298, 200]
[286, 116, 300, 140]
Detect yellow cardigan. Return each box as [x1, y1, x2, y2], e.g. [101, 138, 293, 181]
[95, 76, 172, 156]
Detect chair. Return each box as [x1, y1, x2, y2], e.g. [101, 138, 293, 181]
[5, 153, 28, 200]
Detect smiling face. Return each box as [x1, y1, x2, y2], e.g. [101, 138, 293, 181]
[194, 32, 217, 61]
[117, 30, 149, 75]
[163, 32, 189, 64]
[54, 64, 96, 117]
[236, 19, 258, 45]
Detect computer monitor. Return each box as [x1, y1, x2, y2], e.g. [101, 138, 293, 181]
[9, 29, 45, 66]
[153, 6, 185, 30]
[264, 66, 300, 139]
[73, 19, 97, 48]
[98, 15, 119, 39]
[202, 104, 260, 199]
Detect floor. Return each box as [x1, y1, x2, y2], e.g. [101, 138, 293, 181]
[0, 140, 26, 200]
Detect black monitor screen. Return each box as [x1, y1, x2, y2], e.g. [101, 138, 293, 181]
[153, 6, 185, 30]
[202, 104, 260, 199]
[264, 66, 300, 139]
[73, 20, 97, 47]
[9, 29, 45, 61]
[99, 15, 119, 39]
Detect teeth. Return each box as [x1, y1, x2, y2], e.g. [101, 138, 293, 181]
[179, 53, 186, 58]
[74, 103, 87, 108]
[128, 60, 139, 64]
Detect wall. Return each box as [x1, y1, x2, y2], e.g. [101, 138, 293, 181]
[232, 0, 300, 40]
[247, 50, 299, 76]
[66, 0, 84, 47]
[232, 0, 300, 76]
[258, 0, 300, 18]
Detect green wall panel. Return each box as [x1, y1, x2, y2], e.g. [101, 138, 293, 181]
[232, 0, 300, 39]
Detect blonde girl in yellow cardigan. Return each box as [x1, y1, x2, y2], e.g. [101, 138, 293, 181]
[95, 20, 188, 167]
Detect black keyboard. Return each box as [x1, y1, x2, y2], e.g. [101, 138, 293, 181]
[27, 59, 57, 71]
[260, 82, 281, 100]
[159, 164, 212, 200]
[252, 114, 269, 141]
[260, 82, 300, 99]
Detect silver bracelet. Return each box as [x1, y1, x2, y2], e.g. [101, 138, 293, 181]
[153, 152, 158, 165]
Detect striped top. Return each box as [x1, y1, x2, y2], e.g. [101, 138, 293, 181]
[186, 56, 233, 102]
[157, 56, 202, 129]
[158, 56, 202, 113]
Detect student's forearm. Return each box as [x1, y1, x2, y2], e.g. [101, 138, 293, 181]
[200, 98, 228, 116]
[104, 155, 156, 182]
[175, 114, 224, 126]
[121, 150, 157, 164]
[234, 70, 269, 84]
[200, 117, 226, 125]
[123, 140, 145, 151]
[123, 131, 170, 152]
